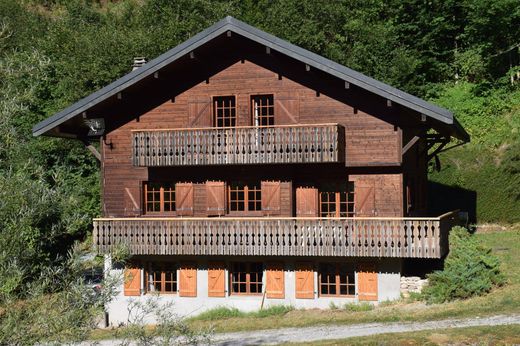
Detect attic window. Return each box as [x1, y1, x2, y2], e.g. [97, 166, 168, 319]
[251, 95, 274, 126]
[214, 96, 236, 127]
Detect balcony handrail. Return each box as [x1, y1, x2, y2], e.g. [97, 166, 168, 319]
[94, 213, 455, 222]
[130, 123, 340, 132]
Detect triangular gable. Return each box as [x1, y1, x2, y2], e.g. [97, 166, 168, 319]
[32, 16, 469, 141]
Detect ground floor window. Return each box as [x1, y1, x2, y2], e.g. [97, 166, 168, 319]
[146, 262, 177, 294]
[318, 263, 355, 297]
[230, 262, 263, 295]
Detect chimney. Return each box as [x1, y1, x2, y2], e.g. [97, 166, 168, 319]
[132, 57, 147, 71]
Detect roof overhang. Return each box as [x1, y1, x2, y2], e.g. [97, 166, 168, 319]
[32, 16, 469, 142]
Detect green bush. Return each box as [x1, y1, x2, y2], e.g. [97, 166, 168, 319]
[423, 226, 505, 303]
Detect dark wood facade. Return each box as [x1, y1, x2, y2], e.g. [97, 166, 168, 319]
[33, 17, 468, 262]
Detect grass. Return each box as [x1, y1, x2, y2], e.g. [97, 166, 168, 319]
[283, 324, 520, 345]
[90, 228, 520, 339]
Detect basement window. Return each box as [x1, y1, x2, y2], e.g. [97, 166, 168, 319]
[319, 263, 355, 297]
[230, 262, 263, 295]
[146, 262, 177, 294]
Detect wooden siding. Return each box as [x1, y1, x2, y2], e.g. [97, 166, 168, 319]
[93, 212, 460, 259]
[132, 124, 344, 166]
[102, 60, 401, 218]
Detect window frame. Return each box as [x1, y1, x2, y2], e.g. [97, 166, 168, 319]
[143, 182, 176, 215]
[251, 94, 275, 127]
[227, 182, 262, 216]
[318, 181, 355, 217]
[318, 263, 356, 298]
[213, 95, 237, 128]
[229, 262, 264, 296]
[145, 262, 177, 295]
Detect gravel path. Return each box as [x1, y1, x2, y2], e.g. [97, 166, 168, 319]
[213, 314, 520, 345]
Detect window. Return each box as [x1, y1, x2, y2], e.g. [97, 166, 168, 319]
[214, 96, 236, 127]
[319, 263, 355, 297]
[230, 262, 263, 295]
[319, 182, 355, 217]
[146, 263, 177, 294]
[144, 182, 175, 213]
[228, 182, 261, 213]
[251, 95, 274, 126]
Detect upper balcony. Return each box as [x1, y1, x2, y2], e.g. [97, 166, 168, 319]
[132, 124, 345, 167]
[93, 211, 460, 259]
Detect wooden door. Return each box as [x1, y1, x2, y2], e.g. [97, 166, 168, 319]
[358, 263, 378, 301]
[295, 262, 314, 299]
[179, 264, 197, 297]
[296, 187, 319, 217]
[261, 181, 281, 216]
[176, 183, 194, 216]
[208, 262, 226, 297]
[266, 262, 285, 299]
[124, 267, 141, 296]
[354, 182, 375, 216]
[206, 181, 226, 216]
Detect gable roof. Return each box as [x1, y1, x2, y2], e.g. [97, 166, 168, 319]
[32, 16, 469, 141]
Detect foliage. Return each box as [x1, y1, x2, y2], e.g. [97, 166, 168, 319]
[189, 304, 294, 322]
[422, 226, 505, 304]
[343, 302, 374, 312]
[0, 244, 118, 345]
[115, 297, 212, 346]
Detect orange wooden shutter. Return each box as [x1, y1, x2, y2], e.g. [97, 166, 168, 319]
[188, 97, 212, 127]
[124, 267, 141, 296]
[295, 262, 314, 299]
[206, 181, 226, 216]
[175, 183, 194, 216]
[261, 181, 281, 216]
[208, 262, 226, 297]
[358, 263, 378, 301]
[355, 183, 375, 216]
[296, 187, 319, 217]
[179, 263, 197, 297]
[266, 262, 285, 299]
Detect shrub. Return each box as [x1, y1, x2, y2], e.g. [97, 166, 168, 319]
[422, 226, 505, 303]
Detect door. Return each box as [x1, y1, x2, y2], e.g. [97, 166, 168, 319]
[358, 263, 378, 301]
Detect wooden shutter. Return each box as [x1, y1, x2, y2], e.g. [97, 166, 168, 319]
[206, 181, 226, 216]
[208, 262, 226, 297]
[274, 93, 299, 124]
[296, 187, 319, 217]
[358, 263, 378, 301]
[295, 262, 314, 299]
[266, 262, 285, 299]
[124, 185, 140, 216]
[179, 263, 197, 297]
[176, 183, 194, 216]
[188, 97, 212, 127]
[124, 267, 141, 296]
[261, 181, 281, 216]
[355, 184, 375, 216]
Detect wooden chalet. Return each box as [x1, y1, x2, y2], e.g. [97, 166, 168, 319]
[33, 17, 468, 323]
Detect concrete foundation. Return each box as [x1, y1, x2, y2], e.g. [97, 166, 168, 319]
[104, 256, 401, 326]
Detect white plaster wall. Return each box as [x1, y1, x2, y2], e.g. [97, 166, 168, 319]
[104, 256, 401, 326]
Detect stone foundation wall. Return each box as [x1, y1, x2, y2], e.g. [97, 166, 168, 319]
[400, 276, 428, 297]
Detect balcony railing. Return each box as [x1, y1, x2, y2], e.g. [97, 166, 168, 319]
[132, 124, 345, 166]
[93, 212, 459, 259]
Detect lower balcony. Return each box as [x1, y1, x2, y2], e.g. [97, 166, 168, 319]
[93, 212, 460, 259]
